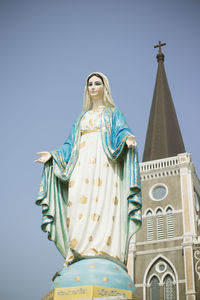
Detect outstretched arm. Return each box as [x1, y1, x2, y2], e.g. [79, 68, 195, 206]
[35, 118, 77, 165]
[35, 151, 52, 164]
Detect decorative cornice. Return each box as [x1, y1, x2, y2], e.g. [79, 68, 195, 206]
[136, 236, 183, 246]
[136, 246, 182, 256]
[139, 153, 194, 181]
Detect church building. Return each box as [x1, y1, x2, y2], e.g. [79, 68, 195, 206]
[128, 42, 200, 300]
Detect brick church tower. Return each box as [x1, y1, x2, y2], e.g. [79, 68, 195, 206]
[130, 42, 200, 300]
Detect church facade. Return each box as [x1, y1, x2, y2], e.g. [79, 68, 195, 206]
[128, 43, 200, 300]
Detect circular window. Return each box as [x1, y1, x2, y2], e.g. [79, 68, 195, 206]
[156, 262, 167, 273]
[150, 184, 168, 201]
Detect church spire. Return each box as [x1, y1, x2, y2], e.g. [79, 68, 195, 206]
[142, 42, 185, 162]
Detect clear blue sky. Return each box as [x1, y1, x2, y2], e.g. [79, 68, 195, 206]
[1, 0, 200, 299]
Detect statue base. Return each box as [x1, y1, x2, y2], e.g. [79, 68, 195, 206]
[42, 286, 136, 299]
[42, 258, 139, 300]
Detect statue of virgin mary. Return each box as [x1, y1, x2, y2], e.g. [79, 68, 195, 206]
[36, 72, 142, 268]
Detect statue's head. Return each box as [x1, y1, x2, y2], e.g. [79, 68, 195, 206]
[82, 72, 115, 112]
[87, 73, 104, 86]
[87, 74, 104, 102]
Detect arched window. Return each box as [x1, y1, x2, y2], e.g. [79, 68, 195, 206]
[146, 210, 154, 241]
[166, 207, 174, 238]
[150, 276, 160, 300]
[156, 209, 164, 240]
[164, 275, 175, 300]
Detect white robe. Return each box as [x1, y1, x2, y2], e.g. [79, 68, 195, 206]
[65, 107, 126, 264]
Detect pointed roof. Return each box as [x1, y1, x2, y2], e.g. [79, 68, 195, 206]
[142, 42, 185, 162]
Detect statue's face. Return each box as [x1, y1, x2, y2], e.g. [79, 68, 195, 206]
[87, 75, 104, 100]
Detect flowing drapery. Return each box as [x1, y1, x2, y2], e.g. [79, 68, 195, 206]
[36, 107, 142, 265]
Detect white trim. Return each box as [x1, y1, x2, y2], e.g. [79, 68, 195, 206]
[147, 273, 160, 285]
[135, 283, 144, 288]
[179, 161, 196, 237]
[137, 246, 182, 256]
[156, 261, 167, 274]
[178, 280, 186, 284]
[135, 279, 185, 288]
[180, 166, 187, 235]
[140, 156, 179, 173]
[180, 162, 196, 296]
[141, 169, 180, 181]
[136, 236, 183, 246]
[161, 271, 176, 285]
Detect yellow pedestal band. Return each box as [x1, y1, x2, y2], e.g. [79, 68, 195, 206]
[42, 285, 136, 300]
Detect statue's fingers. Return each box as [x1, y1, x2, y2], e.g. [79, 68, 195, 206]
[34, 159, 41, 163]
[36, 152, 42, 156]
[36, 151, 46, 155]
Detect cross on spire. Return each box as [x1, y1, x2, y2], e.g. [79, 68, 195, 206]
[143, 41, 185, 162]
[154, 41, 166, 54]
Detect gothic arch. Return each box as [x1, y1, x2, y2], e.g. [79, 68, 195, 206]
[144, 208, 154, 216]
[155, 207, 164, 214]
[161, 271, 176, 285]
[143, 254, 179, 300]
[165, 205, 174, 213]
[147, 273, 160, 286]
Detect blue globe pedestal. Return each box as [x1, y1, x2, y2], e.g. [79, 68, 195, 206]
[42, 258, 139, 300]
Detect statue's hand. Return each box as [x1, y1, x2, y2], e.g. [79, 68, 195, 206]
[126, 135, 137, 148]
[35, 151, 52, 163]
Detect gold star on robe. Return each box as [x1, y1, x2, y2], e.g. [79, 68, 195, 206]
[88, 236, 93, 242]
[91, 213, 100, 222]
[68, 201, 72, 207]
[78, 213, 83, 220]
[69, 180, 75, 188]
[85, 178, 89, 184]
[80, 195, 88, 204]
[89, 119, 94, 127]
[79, 141, 86, 149]
[106, 236, 112, 246]
[90, 157, 96, 164]
[94, 177, 102, 186]
[70, 238, 78, 249]
[112, 196, 118, 205]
